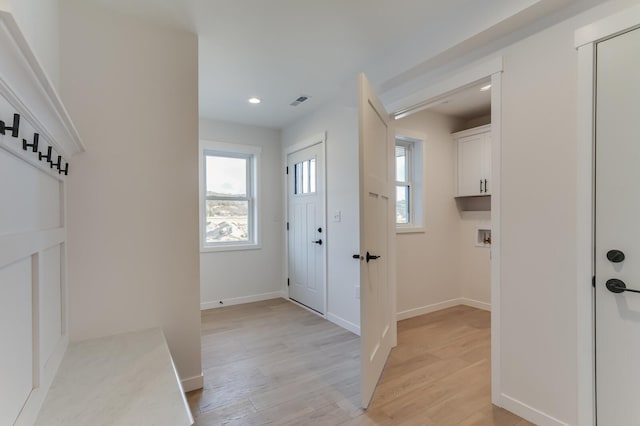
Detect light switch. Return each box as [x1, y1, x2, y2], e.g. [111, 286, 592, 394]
[333, 210, 342, 222]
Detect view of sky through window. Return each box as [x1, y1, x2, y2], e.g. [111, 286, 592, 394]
[206, 155, 247, 196]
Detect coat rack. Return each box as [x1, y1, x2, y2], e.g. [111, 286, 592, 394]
[2, 112, 70, 175]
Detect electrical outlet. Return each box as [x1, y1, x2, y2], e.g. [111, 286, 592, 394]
[355, 285, 360, 299]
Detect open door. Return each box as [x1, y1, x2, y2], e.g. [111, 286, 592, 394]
[358, 73, 397, 408]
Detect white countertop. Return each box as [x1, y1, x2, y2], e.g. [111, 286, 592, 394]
[35, 328, 193, 426]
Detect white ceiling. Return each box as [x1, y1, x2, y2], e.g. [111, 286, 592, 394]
[428, 81, 492, 118]
[79, 0, 597, 129]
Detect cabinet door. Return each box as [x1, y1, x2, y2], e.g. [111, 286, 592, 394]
[482, 132, 492, 195]
[457, 134, 485, 196]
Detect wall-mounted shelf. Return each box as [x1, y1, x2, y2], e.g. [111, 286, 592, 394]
[0, 9, 84, 181]
[455, 195, 491, 212]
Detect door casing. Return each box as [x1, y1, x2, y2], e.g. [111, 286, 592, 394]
[576, 5, 640, 425]
[387, 59, 503, 405]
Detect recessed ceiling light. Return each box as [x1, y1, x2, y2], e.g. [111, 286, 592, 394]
[248, 97, 261, 104]
[480, 84, 492, 92]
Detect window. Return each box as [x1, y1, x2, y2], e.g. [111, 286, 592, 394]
[294, 158, 316, 194]
[200, 141, 260, 251]
[395, 142, 412, 225]
[395, 136, 424, 232]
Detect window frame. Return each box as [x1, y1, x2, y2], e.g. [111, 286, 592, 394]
[395, 140, 414, 226]
[199, 140, 262, 252]
[395, 134, 425, 233]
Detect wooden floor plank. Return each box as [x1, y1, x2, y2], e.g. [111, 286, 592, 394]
[188, 299, 532, 426]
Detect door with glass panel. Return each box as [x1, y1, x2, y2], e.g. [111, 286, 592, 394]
[287, 143, 325, 314]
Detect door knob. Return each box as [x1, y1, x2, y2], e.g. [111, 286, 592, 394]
[606, 278, 640, 294]
[607, 249, 625, 263]
[312, 239, 322, 245]
[366, 252, 380, 263]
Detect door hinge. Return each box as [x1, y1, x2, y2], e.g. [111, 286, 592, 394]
[286, 222, 289, 231]
[286, 166, 289, 175]
[592, 275, 596, 288]
[287, 278, 290, 287]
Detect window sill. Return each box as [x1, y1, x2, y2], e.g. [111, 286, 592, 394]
[396, 226, 425, 234]
[200, 244, 261, 253]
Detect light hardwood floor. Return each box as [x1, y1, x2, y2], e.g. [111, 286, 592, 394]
[187, 299, 532, 425]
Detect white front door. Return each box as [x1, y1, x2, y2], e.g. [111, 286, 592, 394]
[595, 26, 640, 425]
[287, 143, 325, 314]
[358, 73, 396, 408]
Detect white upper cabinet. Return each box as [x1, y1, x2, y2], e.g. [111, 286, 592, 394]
[454, 124, 491, 197]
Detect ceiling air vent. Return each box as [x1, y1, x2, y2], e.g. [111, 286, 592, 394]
[290, 95, 310, 107]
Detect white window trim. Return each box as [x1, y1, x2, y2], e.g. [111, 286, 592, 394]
[395, 132, 425, 233]
[199, 139, 262, 252]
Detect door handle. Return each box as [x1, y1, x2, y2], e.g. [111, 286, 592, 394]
[606, 278, 640, 294]
[480, 179, 484, 193]
[366, 251, 380, 263]
[484, 179, 488, 193]
[312, 239, 322, 245]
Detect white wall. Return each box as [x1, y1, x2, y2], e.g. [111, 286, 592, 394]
[60, 0, 202, 387]
[7, 0, 60, 89]
[496, 14, 582, 424]
[400, 1, 637, 424]
[282, 101, 360, 333]
[0, 136, 67, 426]
[199, 118, 284, 309]
[459, 210, 491, 306]
[393, 110, 492, 317]
[394, 110, 467, 317]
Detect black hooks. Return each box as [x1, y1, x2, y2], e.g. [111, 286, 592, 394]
[2, 112, 70, 176]
[39, 146, 52, 162]
[0, 113, 20, 137]
[22, 133, 39, 152]
[49, 154, 61, 170]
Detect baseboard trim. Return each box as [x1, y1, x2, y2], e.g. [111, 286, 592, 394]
[500, 394, 569, 426]
[181, 373, 204, 392]
[327, 313, 360, 336]
[397, 298, 492, 321]
[461, 298, 491, 311]
[200, 291, 286, 310]
[397, 298, 464, 320]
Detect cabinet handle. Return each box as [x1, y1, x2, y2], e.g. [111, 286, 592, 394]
[480, 179, 483, 193]
[484, 179, 488, 193]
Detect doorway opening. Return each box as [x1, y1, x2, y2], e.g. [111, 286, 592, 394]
[388, 66, 503, 405]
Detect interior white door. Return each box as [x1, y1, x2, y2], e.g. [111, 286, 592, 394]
[595, 26, 640, 425]
[358, 73, 396, 408]
[287, 143, 325, 314]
